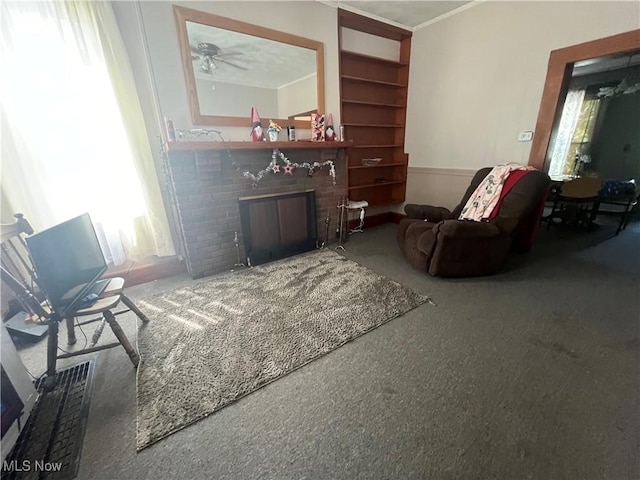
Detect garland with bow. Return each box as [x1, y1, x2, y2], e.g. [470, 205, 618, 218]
[243, 149, 336, 189]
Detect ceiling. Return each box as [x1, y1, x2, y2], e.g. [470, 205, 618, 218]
[186, 21, 316, 89]
[331, 1, 474, 28]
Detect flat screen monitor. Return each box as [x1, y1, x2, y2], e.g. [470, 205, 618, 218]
[25, 213, 107, 317]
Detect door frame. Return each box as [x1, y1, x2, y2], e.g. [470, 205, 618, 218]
[528, 29, 640, 170]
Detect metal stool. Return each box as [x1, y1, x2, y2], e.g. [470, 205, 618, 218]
[347, 200, 368, 234]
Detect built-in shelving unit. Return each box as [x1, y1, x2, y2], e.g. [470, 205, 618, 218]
[338, 9, 412, 206]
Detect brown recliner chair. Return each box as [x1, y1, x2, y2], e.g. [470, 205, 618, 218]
[397, 167, 551, 277]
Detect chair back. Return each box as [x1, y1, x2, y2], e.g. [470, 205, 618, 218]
[560, 177, 601, 199]
[492, 170, 551, 229]
[0, 213, 36, 289]
[0, 213, 51, 321]
[451, 167, 493, 219]
[0, 266, 50, 320]
[452, 167, 551, 232]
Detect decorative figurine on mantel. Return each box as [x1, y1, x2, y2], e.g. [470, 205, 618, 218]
[325, 114, 336, 141]
[267, 120, 282, 142]
[250, 107, 265, 141]
[311, 113, 325, 142]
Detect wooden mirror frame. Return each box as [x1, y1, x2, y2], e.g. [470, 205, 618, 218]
[173, 5, 325, 129]
[528, 29, 640, 170]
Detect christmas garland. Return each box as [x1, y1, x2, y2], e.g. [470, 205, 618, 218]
[243, 149, 336, 189]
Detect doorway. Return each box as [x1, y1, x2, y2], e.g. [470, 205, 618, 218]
[528, 29, 640, 171]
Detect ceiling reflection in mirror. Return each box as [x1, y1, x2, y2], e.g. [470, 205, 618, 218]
[184, 19, 318, 121]
[174, 6, 324, 127]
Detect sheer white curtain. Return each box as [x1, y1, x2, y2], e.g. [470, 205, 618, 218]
[0, 1, 174, 265]
[547, 88, 585, 178]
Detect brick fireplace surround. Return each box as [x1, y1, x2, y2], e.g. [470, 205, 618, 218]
[164, 142, 349, 278]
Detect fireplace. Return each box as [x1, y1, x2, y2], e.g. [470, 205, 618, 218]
[239, 190, 317, 266]
[163, 142, 348, 278]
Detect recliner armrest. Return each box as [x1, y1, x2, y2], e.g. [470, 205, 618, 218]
[404, 204, 452, 221]
[435, 220, 503, 238]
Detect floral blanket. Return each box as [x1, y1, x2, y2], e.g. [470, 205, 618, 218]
[459, 164, 535, 221]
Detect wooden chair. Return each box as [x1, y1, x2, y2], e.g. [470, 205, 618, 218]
[545, 177, 602, 230]
[0, 213, 149, 389]
[593, 183, 640, 235]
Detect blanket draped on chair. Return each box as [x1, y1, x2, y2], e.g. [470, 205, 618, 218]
[459, 164, 535, 221]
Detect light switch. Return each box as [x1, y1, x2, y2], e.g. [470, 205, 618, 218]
[518, 131, 533, 142]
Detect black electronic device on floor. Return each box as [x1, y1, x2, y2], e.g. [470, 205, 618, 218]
[4, 311, 48, 340]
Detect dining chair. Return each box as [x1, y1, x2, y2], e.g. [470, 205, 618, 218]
[594, 181, 640, 235]
[545, 177, 602, 230]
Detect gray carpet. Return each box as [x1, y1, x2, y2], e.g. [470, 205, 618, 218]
[136, 249, 429, 450]
[14, 222, 638, 479]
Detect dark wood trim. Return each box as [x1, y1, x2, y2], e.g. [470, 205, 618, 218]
[341, 50, 408, 67]
[103, 256, 187, 288]
[338, 9, 412, 41]
[389, 212, 406, 223]
[528, 29, 640, 170]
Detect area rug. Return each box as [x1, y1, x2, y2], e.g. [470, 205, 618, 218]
[136, 249, 429, 450]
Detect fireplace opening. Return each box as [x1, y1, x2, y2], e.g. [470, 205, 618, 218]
[239, 190, 317, 266]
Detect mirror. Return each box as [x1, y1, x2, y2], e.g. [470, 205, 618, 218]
[174, 5, 325, 129]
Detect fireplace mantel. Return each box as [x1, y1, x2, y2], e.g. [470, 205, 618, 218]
[164, 140, 352, 152]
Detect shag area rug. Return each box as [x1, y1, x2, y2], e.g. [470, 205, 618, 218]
[136, 249, 428, 450]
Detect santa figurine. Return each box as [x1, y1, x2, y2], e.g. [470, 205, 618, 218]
[325, 113, 337, 141]
[250, 107, 265, 141]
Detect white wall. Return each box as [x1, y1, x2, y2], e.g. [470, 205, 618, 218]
[114, 1, 639, 211]
[399, 0, 640, 211]
[124, 1, 339, 141]
[198, 80, 278, 118]
[406, 1, 640, 171]
[340, 28, 399, 61]
[277, 73, 317, 119]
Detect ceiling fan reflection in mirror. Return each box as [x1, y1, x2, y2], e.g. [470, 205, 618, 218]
[190, 42, 248, 89]
[597, 75, 640, 98]
[595, 54, 640, 98]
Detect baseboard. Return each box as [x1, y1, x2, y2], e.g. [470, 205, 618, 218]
[389, 212, 406, 223]
[104, 256, 187, 287]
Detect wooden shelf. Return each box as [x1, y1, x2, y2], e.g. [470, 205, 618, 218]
[165, 140, 352, 152]
[348, 162, 406, 170]
[341, 75, 406, 88]
[342, 123, 404, 128]
[339, 9, 411, 207]
[348, 180, 405, 190]
[351, 144, 403, 149]
[341, 50, 408, 67]
[342, 100, 404, 108]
